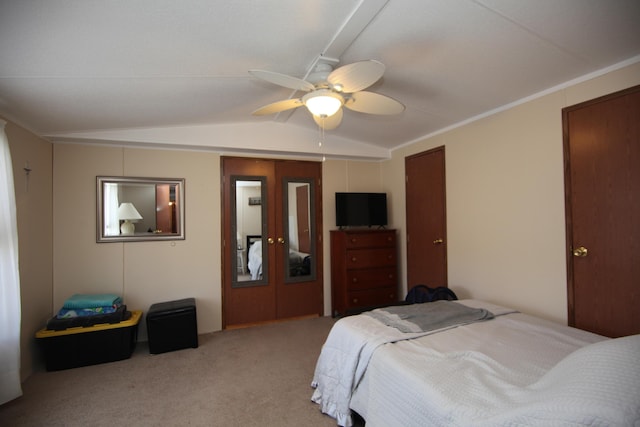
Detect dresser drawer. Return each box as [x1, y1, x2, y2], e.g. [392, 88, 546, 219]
[347, 268, 396, 291]
[346, 287, 397, 309]
[346, 248, 395, 269]
[345, 231, 395, 249]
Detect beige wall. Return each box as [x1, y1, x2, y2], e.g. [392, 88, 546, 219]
[52, 151, 384, 334]
[4, 118, 53, 381]
[53, 144, 221, 340]
[384, 62, 640, 324]
[321, 159, 385, 313]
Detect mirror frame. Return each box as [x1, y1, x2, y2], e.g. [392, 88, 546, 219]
[283, 177, 317, 283]
[96, 176, 185, 243]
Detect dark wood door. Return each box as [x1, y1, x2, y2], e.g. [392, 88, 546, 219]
[563, 85, 640, 338]
[223, 158, 277, 326]
[222, 157, 323, 328]
[405, 146, 447, 288]
[275, 161, 323, 319]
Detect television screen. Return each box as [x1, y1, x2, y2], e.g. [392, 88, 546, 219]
[335, 192, 387, 227]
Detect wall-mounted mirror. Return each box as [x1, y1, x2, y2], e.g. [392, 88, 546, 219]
[97, 176, 185, 243]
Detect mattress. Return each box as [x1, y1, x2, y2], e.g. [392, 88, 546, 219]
[311, 300, 640, 427]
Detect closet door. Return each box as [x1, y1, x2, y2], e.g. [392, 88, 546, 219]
[223, 158, 277, 326]
[405, 147, 447, 288]
[222, 157, 323, 328]
[275, 160, 323, 319]
[563, 85, 640, 337]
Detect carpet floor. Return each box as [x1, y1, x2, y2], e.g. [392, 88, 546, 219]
[0, 315, 351, 427]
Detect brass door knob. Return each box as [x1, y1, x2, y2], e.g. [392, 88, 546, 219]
[433, 238, 444, 244]
[277, 237, 285, 244]
[573, 246, 588, 257]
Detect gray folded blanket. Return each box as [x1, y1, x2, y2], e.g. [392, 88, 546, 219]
[365, 300, 494, 333]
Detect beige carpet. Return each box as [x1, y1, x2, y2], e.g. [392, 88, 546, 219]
[0, 316, 348, 426]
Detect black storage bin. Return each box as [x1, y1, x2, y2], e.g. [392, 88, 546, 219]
[146, 298, 198, 354]
[36, 310, 141, 371]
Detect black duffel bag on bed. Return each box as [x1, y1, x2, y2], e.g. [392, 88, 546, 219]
[405, 285, 457, 304]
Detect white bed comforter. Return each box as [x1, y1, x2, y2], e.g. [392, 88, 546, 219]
[311, 300, 640, 427]
[310, 300, 515, 427]
[359, 331, 640, 427]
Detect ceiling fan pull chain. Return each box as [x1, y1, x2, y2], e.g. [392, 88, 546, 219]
[318, 118, 326, 162]
[318, 117, 324, 148]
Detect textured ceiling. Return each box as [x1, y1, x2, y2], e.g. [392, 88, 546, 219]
[1, 0, 639, 159]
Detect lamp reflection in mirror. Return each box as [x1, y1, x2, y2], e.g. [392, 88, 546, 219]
[118, 202, 143, 235]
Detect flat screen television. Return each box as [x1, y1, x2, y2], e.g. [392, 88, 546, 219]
[335, 192, 388, 228]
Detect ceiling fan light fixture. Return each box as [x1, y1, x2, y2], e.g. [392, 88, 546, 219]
[303, 89, 343, 117]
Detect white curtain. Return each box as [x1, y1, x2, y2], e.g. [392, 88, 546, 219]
[0, 119, 23, 404]
[104, 183, 120, 236]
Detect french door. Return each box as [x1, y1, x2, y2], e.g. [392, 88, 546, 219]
[222, 157, 323, 328]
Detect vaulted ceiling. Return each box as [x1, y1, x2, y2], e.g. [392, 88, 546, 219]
[1, 0, 639, 160]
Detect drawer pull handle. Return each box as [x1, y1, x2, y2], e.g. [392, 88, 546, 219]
[353, 298, 359, 304]
[352, 278, 358, 283]
[351, 257, 357, 262]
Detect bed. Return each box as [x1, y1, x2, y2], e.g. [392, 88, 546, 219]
[311, 299, 640, 426]
[247, 236, 263, 280]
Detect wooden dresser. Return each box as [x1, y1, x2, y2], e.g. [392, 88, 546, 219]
[330, 229, 398, 316]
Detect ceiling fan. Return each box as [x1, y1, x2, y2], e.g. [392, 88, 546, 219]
[249, 60, 405, 130]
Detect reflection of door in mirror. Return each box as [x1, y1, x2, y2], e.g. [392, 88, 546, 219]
[156, 184, 179, 234]
[222, 157, 323, 328]
[295, 184, 311, 254]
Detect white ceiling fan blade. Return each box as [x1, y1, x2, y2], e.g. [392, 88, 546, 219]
[249, 70, 315, 92]
[344, 91, 405, 115]
[313, 108, 343, 130]
[328, 60, 385, 93]
[252, 98, 303, 116]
